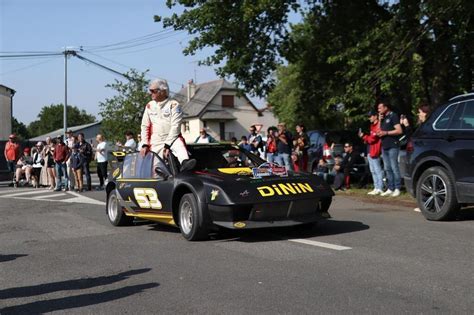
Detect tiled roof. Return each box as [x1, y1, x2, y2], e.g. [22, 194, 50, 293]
[173, 79, 247, 118]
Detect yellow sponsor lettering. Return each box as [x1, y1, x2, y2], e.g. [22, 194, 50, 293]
[278, 183, 297, 195]
[257, 182, 314, 197]
[257, 186, 275, 197]
[298, 183, 314, 193]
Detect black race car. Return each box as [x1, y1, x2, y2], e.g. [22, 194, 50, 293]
[106, 144, 334, 241]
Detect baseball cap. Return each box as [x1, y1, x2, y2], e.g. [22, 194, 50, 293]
[368, 110, 378, 116]
[23, 147, 31, 153]
[9, 134, 16, 139]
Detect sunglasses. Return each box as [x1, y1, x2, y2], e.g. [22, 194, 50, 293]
[149, 89, 160, 94]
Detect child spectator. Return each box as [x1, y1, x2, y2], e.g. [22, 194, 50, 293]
[265, 126, 278, 163]
[332, 156, 345, 191]
[239, 136, 252, 152]
[314, 158, 329, 182]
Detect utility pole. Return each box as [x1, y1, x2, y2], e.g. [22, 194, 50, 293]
[63, 48, 77, 141]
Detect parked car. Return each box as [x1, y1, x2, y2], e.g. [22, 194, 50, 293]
[402, 93, 474, 220]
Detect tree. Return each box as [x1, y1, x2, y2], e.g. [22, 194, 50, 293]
[158, 0, 473, 129]
[12, 117, 30, 140]
[157, 0, 301, 97]
[98, 70, 150, 143]
[27, 104, 96, 137]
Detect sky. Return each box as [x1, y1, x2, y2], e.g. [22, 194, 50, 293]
[1, 0, 266, 125]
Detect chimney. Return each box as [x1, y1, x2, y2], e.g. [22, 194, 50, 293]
[187, 79, 196, 101]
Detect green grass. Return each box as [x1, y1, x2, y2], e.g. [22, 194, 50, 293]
[335, 187, 418, 208]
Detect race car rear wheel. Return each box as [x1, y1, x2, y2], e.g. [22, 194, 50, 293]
[178, 193, 209, 241]
[107, 190, 133, 226]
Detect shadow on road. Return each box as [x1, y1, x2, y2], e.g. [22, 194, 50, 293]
[0, 283, 159, 314]
[0, 268, 158, 314]
[213, 219, 370, 243]
[0, 268, 152, 300]
[0, 254, 28, 263]
[455, 207, 474, 221]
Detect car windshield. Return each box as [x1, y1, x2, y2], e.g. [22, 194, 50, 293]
[188, 145, 265, 170]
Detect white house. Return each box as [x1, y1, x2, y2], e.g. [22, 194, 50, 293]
[174, 79, 278, 143]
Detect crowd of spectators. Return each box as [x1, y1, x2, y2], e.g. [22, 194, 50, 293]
[3, 130, 139, 192]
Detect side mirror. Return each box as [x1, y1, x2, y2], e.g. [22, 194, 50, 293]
[155, 167, 169, 180]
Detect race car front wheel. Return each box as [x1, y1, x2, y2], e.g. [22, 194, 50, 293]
[107, 190, 133, 226]
[178, 193, 209, 241]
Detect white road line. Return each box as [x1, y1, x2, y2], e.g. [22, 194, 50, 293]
[288, 239, 352, 251]
[0, 190, 47, 197]
[35, 193, 67, 199]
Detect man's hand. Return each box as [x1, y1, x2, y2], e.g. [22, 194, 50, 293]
[376, 130, 387, 137]
[140, 145, 150, 157]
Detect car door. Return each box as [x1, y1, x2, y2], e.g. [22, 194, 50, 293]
[118, 152, 174, 215]
[445, 100, 474, 202]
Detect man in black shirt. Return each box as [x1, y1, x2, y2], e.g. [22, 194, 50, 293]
[376, 102, 403, 197]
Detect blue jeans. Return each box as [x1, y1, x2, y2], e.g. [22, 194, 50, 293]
[275, 152, 293, 171]
[382, 147, 401, 190]
[266, 152, 277, 164]
[55, 162, 68, 189]
[368, 156, 384, 191]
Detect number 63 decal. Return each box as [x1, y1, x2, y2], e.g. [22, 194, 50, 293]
[133, 188, 162, 209]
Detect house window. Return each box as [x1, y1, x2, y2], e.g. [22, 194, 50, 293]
[203, 121, 207, 128]
[183, 121, 190, 133]
[222, 95, 234, 108]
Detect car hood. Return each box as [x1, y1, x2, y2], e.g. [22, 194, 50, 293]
[192, 167, 334, 205]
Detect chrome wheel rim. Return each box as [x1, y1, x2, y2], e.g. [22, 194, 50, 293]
[420, 175, 447, 213]
[108, 193, 118, 221]
[180, 200, 193, 234]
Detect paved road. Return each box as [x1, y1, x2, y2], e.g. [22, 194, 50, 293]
[0, 187, 473, 314]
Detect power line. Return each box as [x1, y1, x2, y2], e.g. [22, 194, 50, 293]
[72, 53, 259, 113]
[81, 29, 175, 50]
[0, 58, 59, 76]
[0, 52, 63, 58]
[81, 51, 184, 87]
[82, 30, 185, 53]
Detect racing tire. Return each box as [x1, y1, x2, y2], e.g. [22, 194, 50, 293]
[178, 193, 209, 241]
[416, 167, 459, 221]
[107, 190, 133, 226]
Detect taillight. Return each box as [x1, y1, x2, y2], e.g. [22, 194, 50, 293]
[406, 139, 414, 153]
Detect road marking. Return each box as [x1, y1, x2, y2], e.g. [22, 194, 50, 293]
[5, 190, 48, 197]
[0, 189, 105, 206]
[35, 193, 67, 199]
[288, 239, 352, 251]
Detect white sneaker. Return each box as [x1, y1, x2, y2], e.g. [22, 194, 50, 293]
[391, 189, 401, 197]
[367, 189, 381, 195]
[414, 207, 421, 212]
[380, 189, 393, 196]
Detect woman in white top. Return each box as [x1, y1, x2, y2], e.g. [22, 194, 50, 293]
[95, 134, 108, 190]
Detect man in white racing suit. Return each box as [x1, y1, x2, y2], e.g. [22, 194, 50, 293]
[140, 78, 195, 170]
